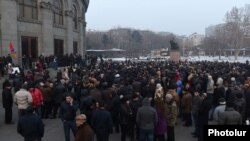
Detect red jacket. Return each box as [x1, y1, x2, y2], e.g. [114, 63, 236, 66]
[29, 88, 44, 107]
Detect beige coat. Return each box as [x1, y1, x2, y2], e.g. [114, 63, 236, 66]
[14, 89, 33, 109]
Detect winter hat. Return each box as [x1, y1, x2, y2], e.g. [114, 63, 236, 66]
[40, 82, 45, 87]
[208, 75, 213, 80]
[218, 98, 226, 105]
[156, 83, 162, 89]
[119, 94, 124, 99]
[115, 74, 120, 78]
[165, 94, 173, 102]
[231, 77, 236, 82]
[216, 77, 223, 86]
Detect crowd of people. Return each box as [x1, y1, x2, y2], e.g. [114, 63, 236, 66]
[1, 57, 250, 141]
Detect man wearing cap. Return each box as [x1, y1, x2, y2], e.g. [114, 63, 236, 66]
[213, 98, 226, 124]
[75, 114, 94, 141]
[218, 101, 242, 125]
[60, 93, 79, 141]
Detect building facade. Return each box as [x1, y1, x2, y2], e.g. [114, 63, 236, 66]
[183, 33, 204, 48]
[205, 23, 226, 37]
[0, 0, 89, 64]
[182, 33, 204, 56]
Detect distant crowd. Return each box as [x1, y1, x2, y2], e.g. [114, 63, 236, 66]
[1, 57, 250, 141]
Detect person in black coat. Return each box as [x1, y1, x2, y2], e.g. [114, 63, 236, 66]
[119, 97, 133, 141]
[17, 106, 44, 141]
[244, 84, 250, 120]
[60, 93, 79, 141]
[2, 79, 14, 124]
[197, 93, 212, 141]
[51, 80, 66, 118]
[91, 100, 113, 141]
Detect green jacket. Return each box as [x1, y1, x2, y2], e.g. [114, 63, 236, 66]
[164, 101, 178, 127]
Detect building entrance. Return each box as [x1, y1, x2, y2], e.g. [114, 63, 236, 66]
[54, 39, 64, 57]
[21, 36, 38, 60]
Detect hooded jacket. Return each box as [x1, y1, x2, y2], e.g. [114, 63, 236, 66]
[136, 98, 158, 130]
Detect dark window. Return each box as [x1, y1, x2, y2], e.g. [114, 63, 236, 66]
[53, 0, 63, 25]
[73, 5, 78, 30]
[73, 41, 78, 54]
[21, 36, 38, 60]
[19, 0, 38, 20]
[54, 39, 64, 57]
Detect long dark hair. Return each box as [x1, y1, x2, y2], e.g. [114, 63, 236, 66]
[154, 97, 165, 112]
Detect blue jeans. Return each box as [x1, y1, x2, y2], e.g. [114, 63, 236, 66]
[63, 120, 77, 141]
[139, 129, 153, 141]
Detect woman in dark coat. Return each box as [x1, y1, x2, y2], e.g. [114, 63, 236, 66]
[2, 79, 14, 124]
[154, 97, 167, 141]
[75, 114, 94, 141]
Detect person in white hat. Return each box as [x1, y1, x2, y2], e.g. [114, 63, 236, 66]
[164, 94, 178, 141]
[213, 98, 226, 124]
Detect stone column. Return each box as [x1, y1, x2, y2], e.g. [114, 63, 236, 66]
[78, 17, 85, 57]
[1, 0, 18, 63]
[65, 10, 73, 55]
[82, 21, 87, 58]
[40, 2, 54, 56]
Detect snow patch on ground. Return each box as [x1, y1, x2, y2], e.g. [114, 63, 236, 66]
[102, 56, 250, 63]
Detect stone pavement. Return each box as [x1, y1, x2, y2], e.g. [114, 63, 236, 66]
[0, 69, 197, 141]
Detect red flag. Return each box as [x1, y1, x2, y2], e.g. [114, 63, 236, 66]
[9, 42, 15, 53]
[9, 42, 17, 59]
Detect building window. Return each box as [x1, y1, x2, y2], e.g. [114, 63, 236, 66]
[73, 5, 78, 30]
[21, 36, 38, 60]
[73, 41, 78, 54]
[19, 0, 38, 20]
[53, 0, 63, 25]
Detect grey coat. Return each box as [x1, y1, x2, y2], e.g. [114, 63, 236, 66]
[218, 107, 242, 125]
[136, 98, 158, 130]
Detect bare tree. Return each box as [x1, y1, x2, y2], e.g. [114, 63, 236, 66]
[86, 31, 103, 49]
[203, 37, 219, 56]
[214, 25, 228, 58]
[86, 28, 180, 58]
[224, 6, 250, 60]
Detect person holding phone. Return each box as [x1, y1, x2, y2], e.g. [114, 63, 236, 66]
[60, 93, 78, 141]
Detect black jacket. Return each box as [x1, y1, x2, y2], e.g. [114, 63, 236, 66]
[53, 83, 66, 103]
[91, 108, 113, 135]
[60, 101, 78, 121]
[2, 88, 13, 109]
[17, 113, 44, 140]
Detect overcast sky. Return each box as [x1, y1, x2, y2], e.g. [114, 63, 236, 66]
[86, 0, 249, 36]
